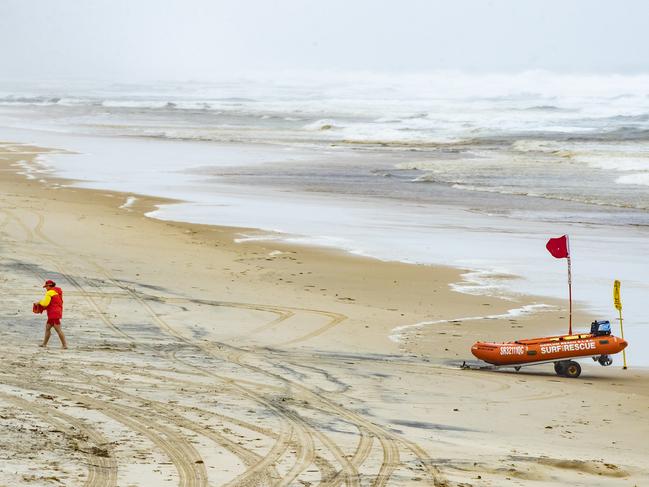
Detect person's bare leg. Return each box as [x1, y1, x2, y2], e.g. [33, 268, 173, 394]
[53, 326, 68, 349]
[40, 324, 52, 347]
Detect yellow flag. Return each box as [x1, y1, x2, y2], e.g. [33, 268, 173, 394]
[613, 280, 622, 311]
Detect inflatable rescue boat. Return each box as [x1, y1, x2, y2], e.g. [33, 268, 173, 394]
[471, 321, 628, 378]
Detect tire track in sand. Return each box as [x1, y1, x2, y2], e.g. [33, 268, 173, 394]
[26, 207, 444, 485]
[74, 369, 287, 487]
[89, 265, 417, 485]
[0, 390, 118, 487]
[8, 210, 215, 485]
[0, 374, 209, 487]
[26, 209, 322, 485]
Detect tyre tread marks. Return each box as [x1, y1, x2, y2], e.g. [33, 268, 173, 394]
[0, 391, 118, 487]
[22, 207, 444, 485]
[1, 376, 208, 487]
[77, 371, 285, 486]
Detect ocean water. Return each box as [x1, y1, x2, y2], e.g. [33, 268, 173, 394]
[2, 74, 649, 213]
[1, 72, 647, 365]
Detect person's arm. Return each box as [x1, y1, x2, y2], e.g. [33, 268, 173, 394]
[39, 290, 57, 307]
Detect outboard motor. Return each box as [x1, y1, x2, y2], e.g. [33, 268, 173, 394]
[591, 320, 611, 336]
[598, 355, 613, 366]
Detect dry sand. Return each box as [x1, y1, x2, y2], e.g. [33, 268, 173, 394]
[0, 141, 647, 486]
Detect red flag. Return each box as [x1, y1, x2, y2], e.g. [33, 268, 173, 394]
[546, 235, 569, 259]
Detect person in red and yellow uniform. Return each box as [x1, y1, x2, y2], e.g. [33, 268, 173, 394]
[36, 279, 68, 349]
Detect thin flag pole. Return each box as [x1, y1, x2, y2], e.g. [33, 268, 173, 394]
[619, 305, 627, 369]
[567, 257, 572, 335]
[546, 234, 573, 335]
[613, 280, 627, 369]
[566, 235, 572, 336]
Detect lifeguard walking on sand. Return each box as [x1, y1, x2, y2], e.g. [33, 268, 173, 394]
[34, 280, 68, 349]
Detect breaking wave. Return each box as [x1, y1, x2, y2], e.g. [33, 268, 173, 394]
[1, 72, 649, 214]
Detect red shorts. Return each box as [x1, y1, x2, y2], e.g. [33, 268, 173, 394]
[47, 319, 61, 326]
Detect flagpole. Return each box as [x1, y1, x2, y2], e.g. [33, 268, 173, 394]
[614, 280, 627, 370]
[545, 234, 573, 335]
[567, 255, 572, 335]
[566, 235, 572, 335]
[619, 306, 627, 369]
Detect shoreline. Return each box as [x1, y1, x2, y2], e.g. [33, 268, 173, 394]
[1, 140, 526, 356]
[0, 139, 635, 359]
[7, 125, 647, 368]
[2, 140, 648, 486]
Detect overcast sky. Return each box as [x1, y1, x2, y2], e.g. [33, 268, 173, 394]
[1, 0, 647, 82]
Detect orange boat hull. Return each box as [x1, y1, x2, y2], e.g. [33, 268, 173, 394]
[471, 333, 628, 366]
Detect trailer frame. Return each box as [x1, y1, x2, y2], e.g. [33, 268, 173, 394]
[461, 353, 611, 378]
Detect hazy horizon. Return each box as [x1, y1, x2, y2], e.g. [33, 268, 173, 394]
[1, 0, 648, 83]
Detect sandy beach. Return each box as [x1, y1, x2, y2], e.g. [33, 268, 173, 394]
[1, 141, 648, 486]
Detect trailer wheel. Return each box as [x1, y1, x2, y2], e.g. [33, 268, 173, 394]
[554, 361, 567, 376]
[564, 361, 581, 378]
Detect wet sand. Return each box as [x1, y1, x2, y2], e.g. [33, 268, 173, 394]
[1, 141, 648, 486]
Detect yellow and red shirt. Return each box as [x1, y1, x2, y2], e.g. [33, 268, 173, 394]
[39, 287, 64, 319]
